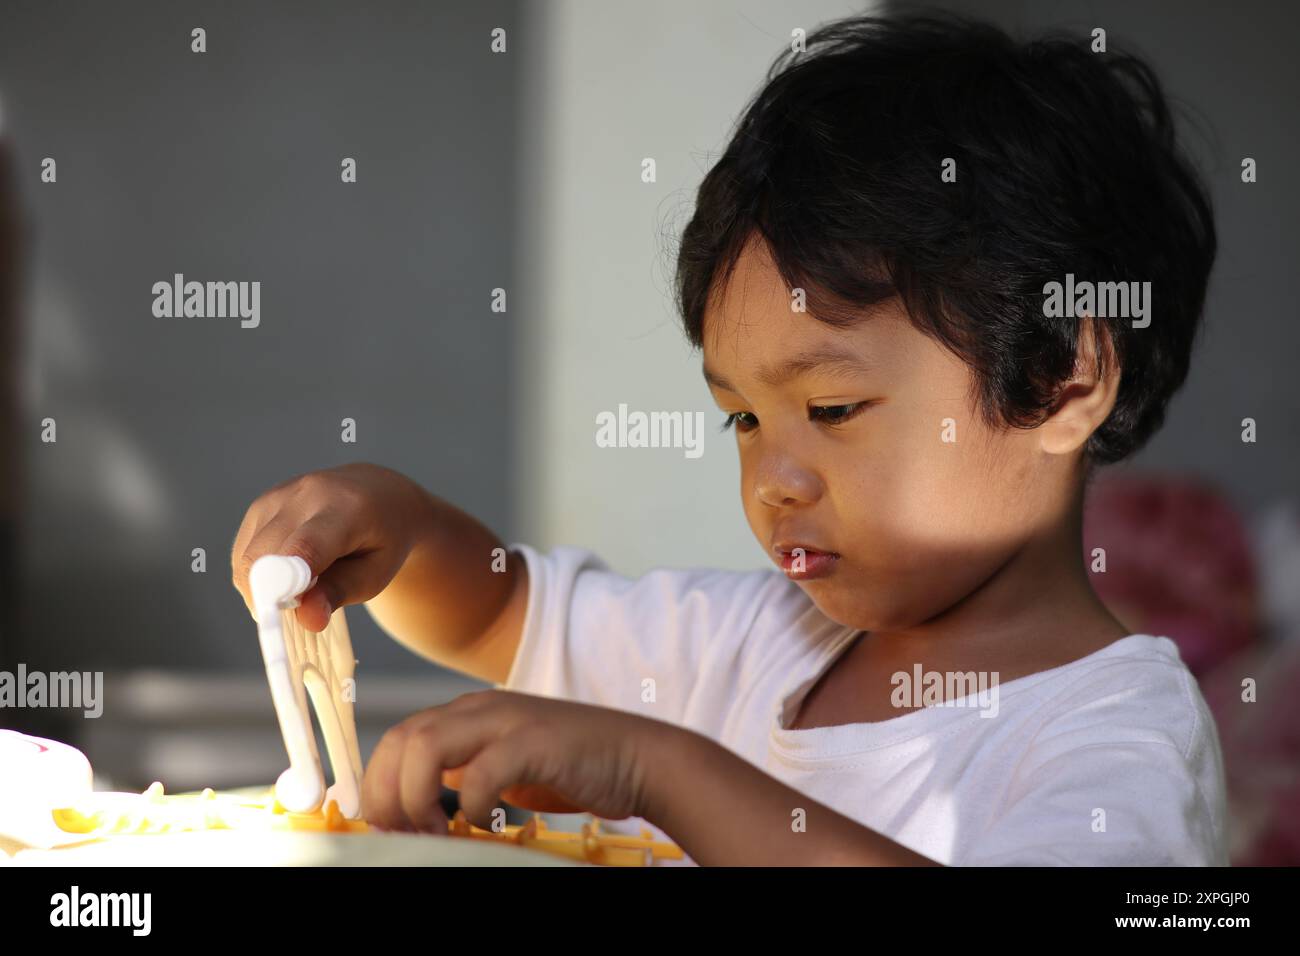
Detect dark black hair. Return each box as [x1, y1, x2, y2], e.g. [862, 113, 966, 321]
[674, 11, 1216, 465]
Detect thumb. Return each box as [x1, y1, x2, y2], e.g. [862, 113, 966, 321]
[294, 554, 385, 632]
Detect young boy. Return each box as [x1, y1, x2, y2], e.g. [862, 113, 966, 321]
[232, 13, 1225, 865]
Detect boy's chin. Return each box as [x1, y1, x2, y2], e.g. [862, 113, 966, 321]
[795, 578, 884, 632]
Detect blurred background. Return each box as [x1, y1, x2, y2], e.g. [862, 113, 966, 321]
[0, 0, 1296, 863]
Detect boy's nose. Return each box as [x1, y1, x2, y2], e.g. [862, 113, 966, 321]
[753, 457, 822, 508]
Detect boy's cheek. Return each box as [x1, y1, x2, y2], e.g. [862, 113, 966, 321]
[819, 481, 1035, 631]
[875, 423, 1044, 531]
[808, 545, 1011, 633]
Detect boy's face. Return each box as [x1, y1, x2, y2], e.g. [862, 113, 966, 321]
[702, 236, 1074, 633]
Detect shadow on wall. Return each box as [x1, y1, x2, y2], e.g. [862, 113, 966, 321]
[1, 130, 23, 708]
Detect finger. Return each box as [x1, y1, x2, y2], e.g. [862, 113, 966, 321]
[231, 516, 260, 606]
[280, 513, 371, 631]
[395, 712, 496, 832]
[278, 510, 361, 580]
[249, 511, 360, 632]
[294, 588, 334, 635]
[363, 722, 415, 831]
[454, 739, 552, 830]
[440, 763, 581, 813]
[231, 482, 296, 578]
[230, 473, 323, 613]
[239, 508, 306, 581]
[231, 509, 308, 624]
[296, 552, 389, 632]
[231, 505, 285, 616]
[396, 715, 455, 833]
[498, 783, 586, 815]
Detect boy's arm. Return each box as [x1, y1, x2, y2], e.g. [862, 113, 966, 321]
[363, 485, 528, 686]
[640, 723, 942, 866]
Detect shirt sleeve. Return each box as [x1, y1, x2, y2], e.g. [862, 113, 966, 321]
[961, 664, 1229, 866]
[496, 541, 785, 741]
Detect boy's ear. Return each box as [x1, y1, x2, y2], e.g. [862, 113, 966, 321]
[1038, 314, 1120, 456]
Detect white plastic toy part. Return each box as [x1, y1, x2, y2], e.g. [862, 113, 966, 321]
[0, 731, 94, 851]
[249, 554, 363, 819]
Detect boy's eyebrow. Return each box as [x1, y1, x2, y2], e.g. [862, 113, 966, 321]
[703, 344, 873, 392]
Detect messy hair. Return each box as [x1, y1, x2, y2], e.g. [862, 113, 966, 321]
[674, 11, 1216, 464]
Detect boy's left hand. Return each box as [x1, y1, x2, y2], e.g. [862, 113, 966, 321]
[361, 689, 664, 833]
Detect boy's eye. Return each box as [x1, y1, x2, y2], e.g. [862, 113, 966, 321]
[721, 403, 871, 433]
[720, 412, 758, 433]
[809, 402, 869, 425]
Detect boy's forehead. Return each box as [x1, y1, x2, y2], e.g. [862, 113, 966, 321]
[702, 241, 892, 379]
[702, 237, 822, 356]
[704, 305, 852, 370]
[704, 244, 783, 334]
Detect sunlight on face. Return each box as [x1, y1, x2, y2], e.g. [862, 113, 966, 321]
[702, 235, 1064, 632]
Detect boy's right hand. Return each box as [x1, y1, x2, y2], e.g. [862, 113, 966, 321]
[231, 463, 431, 633]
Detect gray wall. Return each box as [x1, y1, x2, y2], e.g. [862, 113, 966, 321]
[0, 0, 521, 676]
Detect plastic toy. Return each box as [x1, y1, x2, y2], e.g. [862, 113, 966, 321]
[49, 782, 367, 836]
[249, 554, 364, 818]
[3, 554, 686, 866]
[42, 781, 683, 865]
[446, 809, 684, 866]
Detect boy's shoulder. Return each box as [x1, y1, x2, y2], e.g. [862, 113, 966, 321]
[516, 540, 816, 637]
[1024, 634, 1217, 759]
[516, 541, 847, 672]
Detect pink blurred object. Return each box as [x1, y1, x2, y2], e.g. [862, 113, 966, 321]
[1082, 473, 1259, 676]
[1199, 640, 1300, 866]
[1085, 476, 1300, 865]
[1207, 501, 1300, 866]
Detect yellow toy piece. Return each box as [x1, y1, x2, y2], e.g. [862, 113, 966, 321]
[50, 782, 684, 866]
[50, 781, 367, 837]
[447, 809, 685, 867]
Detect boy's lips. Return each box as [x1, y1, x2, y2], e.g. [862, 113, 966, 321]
[772, 540, 838, 557]
[773, 542, 840, 580]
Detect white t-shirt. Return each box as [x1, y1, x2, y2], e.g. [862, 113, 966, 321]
[498, 542, 1229, 866]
